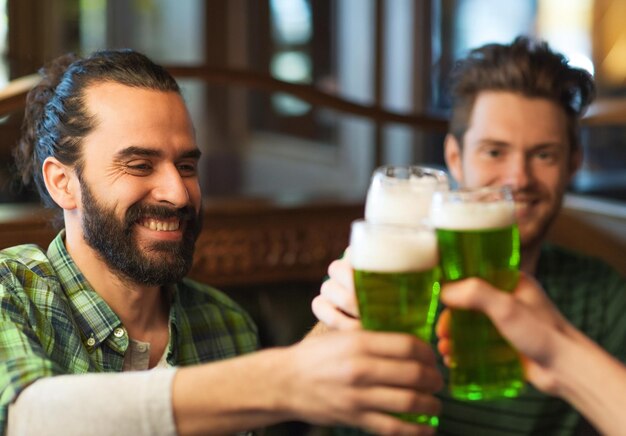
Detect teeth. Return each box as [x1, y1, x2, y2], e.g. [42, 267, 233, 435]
[141, 219, 180, 231]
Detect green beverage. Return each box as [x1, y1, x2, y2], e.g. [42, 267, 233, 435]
[350, 220, 441, 426]
[355, 268, 440, 341]
[431, 187, 524, 401]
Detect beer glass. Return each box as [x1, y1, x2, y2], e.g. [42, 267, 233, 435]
[350, 219, 441, 425]
[365, 165, 449, 226]
[430, 186, 524, 400]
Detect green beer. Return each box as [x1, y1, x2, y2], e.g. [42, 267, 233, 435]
[431, 187, 524, 400]
[350, 220, 441, 426]
[355, 268, 440, 341]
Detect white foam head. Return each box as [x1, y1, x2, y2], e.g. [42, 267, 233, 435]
[365, 168, 449, 226]
[430, 195, 515, 230]
[350, 221, 439, 272]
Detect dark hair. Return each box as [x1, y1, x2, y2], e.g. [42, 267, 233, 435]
[14, 49, 181, 209]
[448, 36, 596, 150]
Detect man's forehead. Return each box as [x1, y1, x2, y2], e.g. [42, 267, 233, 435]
[80, 82, 197, 159]
[466, 91, 569, 143]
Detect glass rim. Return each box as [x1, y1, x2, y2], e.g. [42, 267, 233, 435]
[371, 165, 449, 182]
[351, 218, 434, 232]
[431, 185, 514, 201]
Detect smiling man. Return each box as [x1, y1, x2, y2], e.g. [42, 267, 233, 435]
[0, 50, 444, 436]
[313, 37, 626, 435]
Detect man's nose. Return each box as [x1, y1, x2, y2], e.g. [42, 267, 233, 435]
[504, 155, 532, 190]
[151, 166, 190, 208]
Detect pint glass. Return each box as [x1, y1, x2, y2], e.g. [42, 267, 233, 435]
[365, 165, 449, 226]
[350, 220, 441, 425]
[430, 186, 524, 400]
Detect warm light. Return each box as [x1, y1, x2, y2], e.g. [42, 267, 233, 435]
[567, 52, 595, 76]
[537, 0, 593, 76]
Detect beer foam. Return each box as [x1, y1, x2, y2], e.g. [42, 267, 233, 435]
[365, 183, 437, 226]
[350, 224, 439, 272]
[430, 201, 515, 230]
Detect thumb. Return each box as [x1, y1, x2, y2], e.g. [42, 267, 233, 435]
[440, 277, 510, 313]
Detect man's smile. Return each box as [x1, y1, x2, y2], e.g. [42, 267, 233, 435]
[138, 217, 181, 232]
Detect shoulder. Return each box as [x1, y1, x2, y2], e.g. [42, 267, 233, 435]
[176, 278, 258, 335]
[177, 278, 251, 314]
[0, 244, 56, 286]
[538, 243, 626, 308]
[173, 278, 260, 358]
[539, 243, 624, 282]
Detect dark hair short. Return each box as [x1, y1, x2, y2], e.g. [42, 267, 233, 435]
[448, 36, 595, 150]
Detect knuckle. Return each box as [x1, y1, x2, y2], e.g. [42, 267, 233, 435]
[320, 279, 334, 297]
[496, 299, 518, 323]
[340, 359, 369, 385]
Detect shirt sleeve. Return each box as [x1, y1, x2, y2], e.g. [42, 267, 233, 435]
[7, 369, 178, 436]
[0, 278, 63, 435]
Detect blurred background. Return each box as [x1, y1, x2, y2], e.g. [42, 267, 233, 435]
[0, 0, 625, 204]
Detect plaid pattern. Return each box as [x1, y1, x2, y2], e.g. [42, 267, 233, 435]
[336, 244, 626, 436]
[0, 231, 259, 434]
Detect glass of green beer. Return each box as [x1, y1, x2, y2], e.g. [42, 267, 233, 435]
[430, 185, 524, 401]
[365, 165, 449, 226]
[350, 219, 441, 425]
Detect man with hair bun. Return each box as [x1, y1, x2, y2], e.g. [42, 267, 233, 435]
[0, 49, 443, 436]
[313, 36, 626, 435]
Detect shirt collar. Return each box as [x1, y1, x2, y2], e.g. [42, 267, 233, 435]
[46, 230, 126, 353]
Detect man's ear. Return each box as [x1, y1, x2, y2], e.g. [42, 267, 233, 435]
[42, 157, 79, 210]
[444, 133, 464, 184]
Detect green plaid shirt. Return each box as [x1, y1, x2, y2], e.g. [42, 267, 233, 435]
[0, 231, 259, 434]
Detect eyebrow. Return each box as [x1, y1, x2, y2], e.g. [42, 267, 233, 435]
[114, 146, 202, 160]
[477, 139, 510, 147]
[478, 138, 562, 148]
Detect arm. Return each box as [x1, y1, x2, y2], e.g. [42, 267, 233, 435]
[172, 330, 443, 435]
[436, 274, 626, 436]
[8, 370, 177, 436]
[5, 331, 442, 436]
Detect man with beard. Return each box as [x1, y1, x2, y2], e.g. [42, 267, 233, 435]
[312, 37, 626, 435]
[0, 50, 443, 435]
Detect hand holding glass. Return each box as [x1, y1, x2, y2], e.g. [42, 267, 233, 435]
[430, 186, 524, 400]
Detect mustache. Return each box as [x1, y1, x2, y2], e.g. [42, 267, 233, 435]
[125, 203, 198, 223]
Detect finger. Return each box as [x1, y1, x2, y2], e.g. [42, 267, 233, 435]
[327, 257, 355, 294]
[311, 295, 362, 331]
[354, 386, 442, 418]
[354, 411, 436, 436]
[342, 246, 351, 262]
[514, 274, 569, 326]
[514, 273, 552, 307]
[352, 358, 443, 393]
[436, 337, 452, 364]
[440, 277, 500, 310]
[355, 331, 439, 366]
[435, 308, 451, 339]
[320, 274, 360, 318]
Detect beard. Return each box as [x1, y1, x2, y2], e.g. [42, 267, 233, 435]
[80, 179, 202, 286]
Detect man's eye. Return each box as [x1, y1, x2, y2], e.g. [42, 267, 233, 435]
[125, 163, 152, 175]
[485, 148, 501, 158]
[177, 163, 197, 176]
[536, 151, 556, 162]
